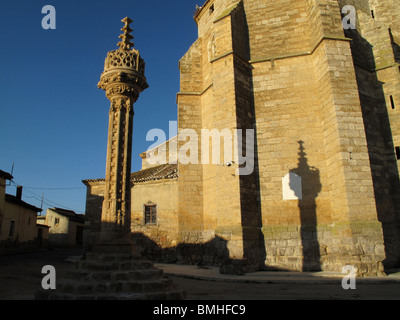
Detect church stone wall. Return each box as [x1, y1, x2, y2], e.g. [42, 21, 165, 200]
[131, 179, 179, 250]
[244, 0, 384, 273]
[340, 0, 400, 269]
[174, 0, 399, 275]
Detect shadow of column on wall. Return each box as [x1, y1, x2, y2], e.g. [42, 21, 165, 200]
[289, 141, 322, 271]
[231, 1, 266, 274]
[344, 26, 400, 270]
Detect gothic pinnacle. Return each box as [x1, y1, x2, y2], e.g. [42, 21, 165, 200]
[117, 17, 135, 51]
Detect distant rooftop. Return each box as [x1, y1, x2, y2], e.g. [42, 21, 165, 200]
[48, 207, 85, 223]
[5, 194, 42, 213]
[0, 170, 13, 181]
[83, 163, 178, 185]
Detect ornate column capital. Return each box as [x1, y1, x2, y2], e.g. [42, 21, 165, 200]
[98, 17, 148, 102]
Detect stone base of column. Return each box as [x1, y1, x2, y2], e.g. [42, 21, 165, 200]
[35, 248, 185, 300]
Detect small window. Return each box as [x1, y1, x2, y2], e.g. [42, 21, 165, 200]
[371, 10, 375, 19]
[54, 218, 60, 225]
[390, 95, 395, 109]
[9, 220, 15, 237]
[144, 204, 157, 225]
[209, 4, 215, 14]
[396, 147, 400, 160]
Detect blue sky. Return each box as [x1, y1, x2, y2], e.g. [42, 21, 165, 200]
[0, 0, 202, 214]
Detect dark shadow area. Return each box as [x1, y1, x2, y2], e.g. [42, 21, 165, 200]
[86, 222, 244, 273]
[290, 141, 322, 271]
[83, 202, 233, 273]
[231, 0, 266, 274]
[344, 27, 400, 270]
[389, 28, 400, 63]
[47, 232, 84, 248]
[76, 226, 84, 245]
[82, 193, 103, 252]
[131, 232, 230, 267]
[0, 239, 49, 256]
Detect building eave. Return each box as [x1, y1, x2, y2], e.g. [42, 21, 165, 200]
[82, 164, 178, 186]
[0, 170, 13, 181]
[5, 194, 43, 213]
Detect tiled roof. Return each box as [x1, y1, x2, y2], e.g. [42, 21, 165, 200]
[131, 164, 178, 183]
[82, 164, 178, 185]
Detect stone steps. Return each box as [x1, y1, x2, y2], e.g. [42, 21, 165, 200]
[85, 252, 140, 262]
[65, 268, 164, 282]
[57, 277, 173, 295]
[36, 252, 185, 300]
[77, 260, 154, 272]
[46, 289, 185, 301]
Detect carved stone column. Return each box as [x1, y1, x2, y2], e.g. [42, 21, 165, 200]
[35, 18, 184, 300]
[97, 17, 148, 248]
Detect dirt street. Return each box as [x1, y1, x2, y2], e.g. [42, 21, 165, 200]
[0, 249, 399, 300]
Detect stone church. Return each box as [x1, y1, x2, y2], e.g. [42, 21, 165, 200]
[83, 0, 400, 276]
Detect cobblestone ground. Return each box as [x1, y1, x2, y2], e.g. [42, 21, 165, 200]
[0, 249, 399, 300]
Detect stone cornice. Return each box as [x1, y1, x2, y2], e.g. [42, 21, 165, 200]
[176, 83, 213, 103]
[213, 0, 242, 24]
[249, 36, 352, 64]
[176, 36, 352, 102]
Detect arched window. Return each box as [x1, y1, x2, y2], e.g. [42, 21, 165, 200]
[144, 202, 157, 225]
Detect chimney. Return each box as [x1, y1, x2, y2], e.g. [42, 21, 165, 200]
[16, 186, 23, 200]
